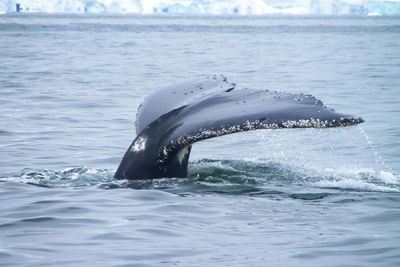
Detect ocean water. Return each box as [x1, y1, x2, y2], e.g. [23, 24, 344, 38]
[1, 14, 400, 266]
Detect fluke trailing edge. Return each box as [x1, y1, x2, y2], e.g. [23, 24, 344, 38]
[115, 75, 364, 180]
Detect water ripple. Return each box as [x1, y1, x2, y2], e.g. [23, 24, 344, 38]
[1, 159, 398, 196]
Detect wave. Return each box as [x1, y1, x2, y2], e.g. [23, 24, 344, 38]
[1, 0, 400, 15]
[1, 160, 398, 196]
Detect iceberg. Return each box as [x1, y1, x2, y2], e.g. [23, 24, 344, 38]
[1, 0, 400, 15]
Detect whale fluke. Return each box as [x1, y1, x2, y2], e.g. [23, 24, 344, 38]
[115, 75, 364, 180]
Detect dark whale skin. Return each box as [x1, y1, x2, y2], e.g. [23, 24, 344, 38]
[115, 75, 364, 180]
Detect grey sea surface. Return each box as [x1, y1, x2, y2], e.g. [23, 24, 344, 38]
[0, 14, 400, 266]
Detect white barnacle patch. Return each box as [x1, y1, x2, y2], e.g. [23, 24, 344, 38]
[297, 119, 311, 127]
[244, 120, 254, 130]
[162, 146, 168, 157]
[282, 120, 297, 128]
[281, 118, 332, 129]
[259, 122, 279, 129]
[130, 136, 147, 152]
[338, 117, 359, 127]
[177, 146, 189, 164]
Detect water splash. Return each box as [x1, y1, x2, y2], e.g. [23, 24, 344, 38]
[358, 126, 392, 173]
[1, 126, 398, 193]
[1, 159, 398, 195]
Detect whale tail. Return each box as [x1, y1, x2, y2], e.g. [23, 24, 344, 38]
[115, 75, 364, 180]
